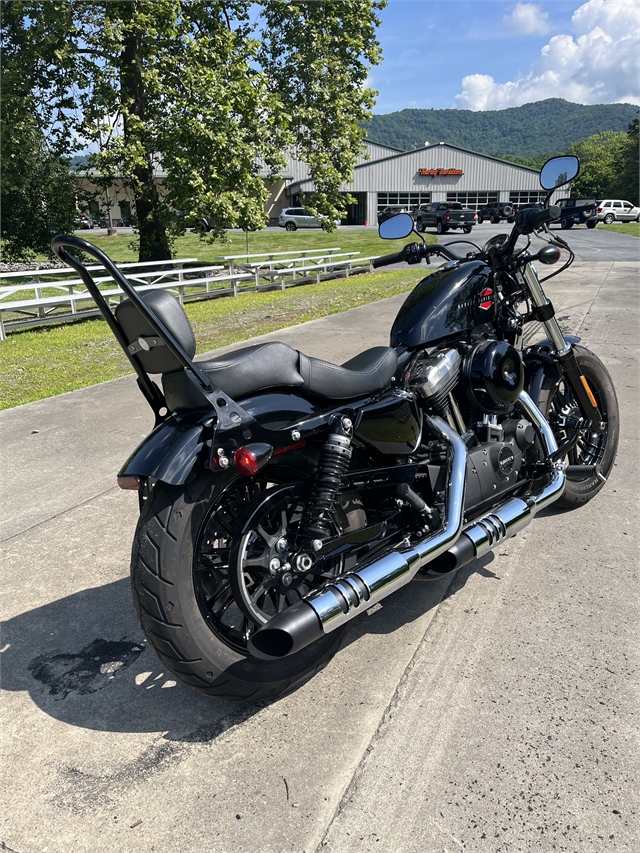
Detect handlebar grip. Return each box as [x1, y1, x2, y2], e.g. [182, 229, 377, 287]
[372, 250, 407, 269]
[516, 205, 561, 234]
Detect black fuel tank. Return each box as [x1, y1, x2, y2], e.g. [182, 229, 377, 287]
[391, 260, 494, 348]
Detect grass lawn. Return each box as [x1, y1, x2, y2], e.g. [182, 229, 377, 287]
[75, 226, 430, 264]
[597, 221, 640, 237]
[0, 266, 428, 410]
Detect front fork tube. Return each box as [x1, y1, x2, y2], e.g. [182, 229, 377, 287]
[522, 262, 603, 431]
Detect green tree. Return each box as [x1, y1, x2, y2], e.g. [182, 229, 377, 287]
[568, 127, 639, 203]
[2, 1, 383, 261]
[1, 3, 79, 260]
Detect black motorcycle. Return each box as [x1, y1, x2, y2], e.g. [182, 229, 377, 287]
[52, 155, 618, 702]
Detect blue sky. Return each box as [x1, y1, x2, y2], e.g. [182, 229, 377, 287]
[370, 0, 640, 113]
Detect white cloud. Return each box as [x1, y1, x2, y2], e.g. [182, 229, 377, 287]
[504, 3, 550, 36]
[455, 0, 640, 110]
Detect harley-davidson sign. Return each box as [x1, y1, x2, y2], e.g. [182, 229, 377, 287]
[418, 168, 464, 177]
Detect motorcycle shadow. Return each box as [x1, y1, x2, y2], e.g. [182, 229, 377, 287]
[1, 554, 497, 740]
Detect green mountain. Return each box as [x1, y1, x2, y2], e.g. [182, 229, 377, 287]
[363, 99, 638, 159]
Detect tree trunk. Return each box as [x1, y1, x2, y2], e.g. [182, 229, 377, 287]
[120, 16, 172, 261]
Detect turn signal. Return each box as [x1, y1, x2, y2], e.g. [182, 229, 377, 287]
[233, 443, 273, 476]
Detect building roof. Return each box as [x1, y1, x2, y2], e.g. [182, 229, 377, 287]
[291, 141, 539, 190]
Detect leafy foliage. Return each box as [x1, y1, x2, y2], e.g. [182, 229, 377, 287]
[569, 119, 639, 205]
[0, 4, 78, 260]
[1, 1, 384, 261]
[363, 99, 639, 160]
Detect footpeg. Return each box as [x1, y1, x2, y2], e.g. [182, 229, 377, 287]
[397, 483, 433, 516]
[565, 463, 606, 483]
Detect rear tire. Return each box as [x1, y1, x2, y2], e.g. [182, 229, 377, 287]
[130, 461, 349, 702]
[436, 222, 448, 234]
[285, 221, 297, 231]
[561, 217, 573, 230]
[463, 226, 472, 234]
[603, 213, 615, 225]
[536, 345, 619, 509]
[477, 214, 484, 224]
[586, 220, 597, 229]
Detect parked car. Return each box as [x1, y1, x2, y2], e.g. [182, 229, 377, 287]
[378, 206, 408, 225]
[594, 199, 640, 224]
[556, 197, 598, 229]
[413, 202, 476, 234]
[476, 202, 515, 224]
[278, 207, 326, 231]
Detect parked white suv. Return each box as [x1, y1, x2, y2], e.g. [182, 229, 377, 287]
[278, 207, 321, 231]
[595, 199, 640, 224]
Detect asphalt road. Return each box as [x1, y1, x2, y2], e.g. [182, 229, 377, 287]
[1, 239, 638, 851]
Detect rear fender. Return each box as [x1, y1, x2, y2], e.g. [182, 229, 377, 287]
[118, 419, 206, 486]
[119, 392, 324, 486]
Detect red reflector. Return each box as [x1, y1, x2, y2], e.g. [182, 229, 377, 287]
[273, 440, 306, 456]
[234, 447, 259, 476]
[479, 301, 493, 310]
[117, 475, 142, 490]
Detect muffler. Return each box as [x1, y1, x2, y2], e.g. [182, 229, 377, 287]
[248, 392, 564, 660]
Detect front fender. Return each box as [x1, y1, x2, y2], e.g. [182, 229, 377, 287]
[524, 335, 581, 401]
[118, 419, 205, 485]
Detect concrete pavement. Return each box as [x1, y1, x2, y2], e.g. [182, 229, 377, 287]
[1, 259, 638, 852]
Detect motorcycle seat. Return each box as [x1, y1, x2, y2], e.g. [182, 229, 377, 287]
[114, 289, 397, 406]
[194, 341, 398, 400]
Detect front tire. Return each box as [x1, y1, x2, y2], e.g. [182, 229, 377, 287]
[536, 345, 619, 509]
[130, 462, 349, 701]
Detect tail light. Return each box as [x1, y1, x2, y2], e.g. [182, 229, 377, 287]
[474, 211, 478, 221]
[445, 212, 450, 220]
[596, 207, 602, 213]
[118, 475, 142, 490]
[233, 443, 273, 476]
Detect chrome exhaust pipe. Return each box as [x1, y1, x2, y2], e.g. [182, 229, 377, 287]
[249, 416, 467, 660]
[422, 391, 565, 577]
[248, 392, 565, 660]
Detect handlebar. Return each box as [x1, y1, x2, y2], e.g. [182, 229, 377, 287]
[372, 250, 408, 269]
[515, 204, 561, 235]
[372, 241, 463, 269]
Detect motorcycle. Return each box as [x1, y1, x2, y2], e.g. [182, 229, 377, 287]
[52, 155, 619, 703]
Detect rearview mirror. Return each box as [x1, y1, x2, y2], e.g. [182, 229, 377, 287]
[540, 155, 580, 190]
[379, 212, 414, 240]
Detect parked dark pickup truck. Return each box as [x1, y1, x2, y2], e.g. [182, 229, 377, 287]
[557, 197, 598, 229]
[413, 202, 476, 234]
[476, 202, 515, 224]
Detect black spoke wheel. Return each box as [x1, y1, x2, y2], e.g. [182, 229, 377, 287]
[130, 455, 351, 702]
[228, 483, 346, 626]
[537, 345, 619, 508]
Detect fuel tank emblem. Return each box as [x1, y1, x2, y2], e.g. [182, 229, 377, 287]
[479, 288, 494, 310]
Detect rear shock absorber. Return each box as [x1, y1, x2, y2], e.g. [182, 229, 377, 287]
[303, 415, 354, 543]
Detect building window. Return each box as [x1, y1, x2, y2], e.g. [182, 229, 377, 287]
[446, 192, 499, 207]
[377, 192, 431, 215]
[509, 191, 546, 205]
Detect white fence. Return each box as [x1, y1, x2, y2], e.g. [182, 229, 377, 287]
[0, 248, 380, 339]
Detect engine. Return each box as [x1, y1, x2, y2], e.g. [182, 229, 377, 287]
[409, 342, 534, 512]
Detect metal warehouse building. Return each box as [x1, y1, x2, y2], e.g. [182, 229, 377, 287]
[287, 142, 558, 225]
